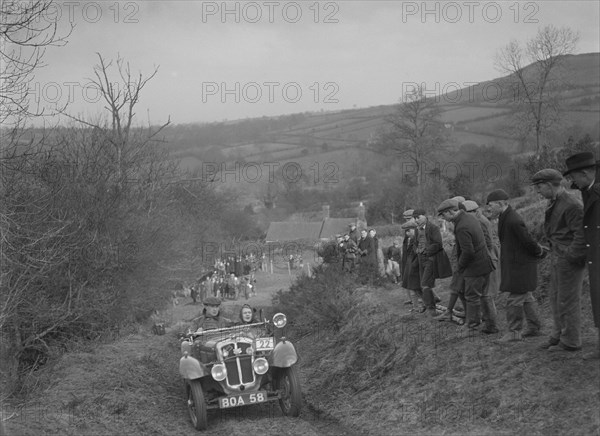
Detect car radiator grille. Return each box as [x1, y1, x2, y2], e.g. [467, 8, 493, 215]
[224, 346, 254, 387]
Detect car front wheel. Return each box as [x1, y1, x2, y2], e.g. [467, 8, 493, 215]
[275, 367, 302, 417]
[187, 380, 208, 430]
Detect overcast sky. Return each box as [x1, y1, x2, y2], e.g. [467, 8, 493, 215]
[28, 0, 600, 126]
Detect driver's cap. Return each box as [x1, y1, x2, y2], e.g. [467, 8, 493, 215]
[203, 296, 221, 306]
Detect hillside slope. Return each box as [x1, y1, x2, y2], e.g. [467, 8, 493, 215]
[170, 53, 600, 172]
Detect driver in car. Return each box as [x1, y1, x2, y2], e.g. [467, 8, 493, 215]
[189, 297, 233, 332]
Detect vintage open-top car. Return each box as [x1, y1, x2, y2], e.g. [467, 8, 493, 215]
[179, 313, 301, 430]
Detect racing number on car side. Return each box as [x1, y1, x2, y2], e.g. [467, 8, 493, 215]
[220, 392, 267, 408]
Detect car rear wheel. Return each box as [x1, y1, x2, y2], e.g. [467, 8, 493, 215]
[275, 367, 302, 417]
[187, 380, 208, 430]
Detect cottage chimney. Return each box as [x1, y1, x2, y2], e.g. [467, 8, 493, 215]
[322, 205, 330, 220]
[357, 202, 365, 221]
[357, 202, 367, 229]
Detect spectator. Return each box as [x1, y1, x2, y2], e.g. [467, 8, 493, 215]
[401, 221, 424, 311]
[564, 152, 600, 359]
[341, 233, 358, 272]
[533, 169, 587, 352]
[485, 189, 545, 342]
[438, 199, 497, 332]
[348, 222, 359, 244]
[413, 209, 452, 317]
[464, 200, 500, 326]
[386, 240, 402, 283]
[357, 229, 371, 264]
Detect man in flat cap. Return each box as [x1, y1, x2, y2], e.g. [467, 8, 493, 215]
[438, 199, 497, 332]
[486, 189, 545, 342]
[413, 209, 452, 317]
[189, 297, 233, 332]
[564, 152, 600, 359]
[436, 196, 469, 322]
[533, 168, 587, 352]
[465, 200, 500, 330]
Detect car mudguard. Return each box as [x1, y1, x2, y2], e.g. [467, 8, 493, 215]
[269, 340, 298, 367]
[179, 355, 208, 379]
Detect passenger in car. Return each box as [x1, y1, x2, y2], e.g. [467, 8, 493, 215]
[237, 304, 259, 325]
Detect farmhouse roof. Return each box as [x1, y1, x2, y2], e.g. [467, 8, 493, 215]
[319, 218, 356, 240]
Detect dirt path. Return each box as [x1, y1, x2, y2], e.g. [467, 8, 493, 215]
[3, 267, 359, 436]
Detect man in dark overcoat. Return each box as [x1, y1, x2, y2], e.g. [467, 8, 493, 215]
[401, 221, 424, 310]
[438, 199, 497, 331]
[400, 209, 416, 284]
[485, 189, 545, 342]
[532, 169, 587, 352]
[564, 152, 600, 359]
[413, 209, 452, 317]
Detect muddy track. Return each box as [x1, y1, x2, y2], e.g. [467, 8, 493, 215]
[4, 291, 359, 436]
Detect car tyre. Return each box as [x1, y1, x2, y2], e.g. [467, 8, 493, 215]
[187, 380, 208, 430]
[275, 367, 302, 417]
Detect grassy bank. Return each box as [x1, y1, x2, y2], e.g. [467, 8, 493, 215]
[278, 266, 599, 435]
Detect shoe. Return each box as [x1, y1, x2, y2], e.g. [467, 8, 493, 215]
[547, 343, 582, 352]
[427, 308, 438, 318]
[495, 331, 522, 343]
[538, 338, 560, 350]
[481, 327, 499, 335]
[434, 311, 453, 322]
[452, 309, 466, 319]
[522, 329, 542, 338]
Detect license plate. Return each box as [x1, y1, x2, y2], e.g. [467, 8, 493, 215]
[219, 391, 268, 409]
[255, 337, 274, 350]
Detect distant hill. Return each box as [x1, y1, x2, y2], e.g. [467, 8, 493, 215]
[167, 53, 599, 175]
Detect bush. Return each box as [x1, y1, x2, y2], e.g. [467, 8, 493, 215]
[273, 265, 360, 332]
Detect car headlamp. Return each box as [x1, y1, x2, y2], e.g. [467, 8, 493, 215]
[272, 313, 287, 328]
[253, 358, 269, 375]
[211, 364, 227, 381]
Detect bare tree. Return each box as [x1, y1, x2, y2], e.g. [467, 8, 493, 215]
[495, 25, 579, 154]
[0, 0, 71, 125]
[376, 86, 446, 204]
[63, 53, 172, 189]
